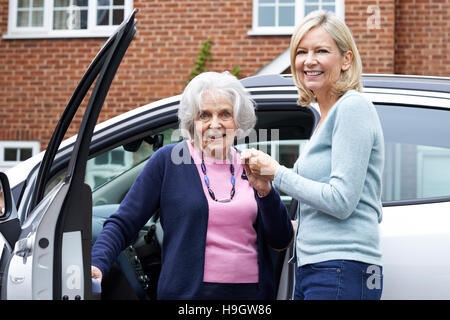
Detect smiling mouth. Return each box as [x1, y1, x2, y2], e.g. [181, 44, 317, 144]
[305, 71, 323, 76]
[207, 133, 226, 142]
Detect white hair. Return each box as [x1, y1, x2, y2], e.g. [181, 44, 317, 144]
[178, 71, 256, 139]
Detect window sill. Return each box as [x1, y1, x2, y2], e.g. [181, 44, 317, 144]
[247, 28, 294, 36]
[2, 31, 114, 40]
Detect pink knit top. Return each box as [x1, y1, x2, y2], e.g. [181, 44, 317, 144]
[187, 142, 259, 283]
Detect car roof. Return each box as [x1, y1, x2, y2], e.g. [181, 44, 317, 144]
[241, 73, 450, 94]
[362, 74, 450, 94]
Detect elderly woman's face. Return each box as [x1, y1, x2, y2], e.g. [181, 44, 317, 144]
[194, 91, 237, 159]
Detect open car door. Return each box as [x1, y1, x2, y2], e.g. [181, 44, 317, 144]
[0, 9, 137, 300]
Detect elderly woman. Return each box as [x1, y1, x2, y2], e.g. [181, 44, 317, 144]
[91, 71, 294, 300]
[241, 10, 385, 300]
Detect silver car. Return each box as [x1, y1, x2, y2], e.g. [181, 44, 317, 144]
[1, 11, 450, 299]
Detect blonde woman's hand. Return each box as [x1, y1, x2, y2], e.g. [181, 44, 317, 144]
[240, 148, 280, 181]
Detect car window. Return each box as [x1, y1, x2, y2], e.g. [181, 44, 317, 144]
[377, 104, 450, 202]
[236, 139, 309, 210]
[89, 128, 178, 206]
[235, 140, 309, 172]
[86, 142, 152, 192]
[238, 104, 450, 206]
[43, 127, 178, 205]
[86, 143, 151, 191]
[234, 108, 316, 210]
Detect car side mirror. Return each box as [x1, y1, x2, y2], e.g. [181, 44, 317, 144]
[0, 172, 12, 220]
[144, 134, 164, 151]
[123, 134, 164, 153]
[123, 139, 143, 152]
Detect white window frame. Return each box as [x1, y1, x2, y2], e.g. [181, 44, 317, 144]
[4, 0, 133, 39]
[0, 141, 41, 170]
[249, 0, 345, 36]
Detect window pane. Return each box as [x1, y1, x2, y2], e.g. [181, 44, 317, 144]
[235, 109, 315, 210]
[259, 0, 275, 3]
[79, 10, 88, 28]
[19, 148, 32, 161]
[53, 11, 65, 29]
[33, 0, 44, 8]
[98, 0, 110, 6]
[305, 0, 319, 3]
[112, 9, 124, 25]
[94, 176, 109, 188]
[94, 152, 109, 165]
[279, 145, 299, 168]
[279, 0, 294, 3]
[86, 129, 176, 198]
[259, 6, 275, 27]
[97, 9, 109, 25]
[17, 11, 30, 27]
[4, 148, 17, 161]
[76, 0, 88, 6]
[53, 8, 87, 29]
[113, 0, 124, 5]
[377, 105, 450, 201]
[420, 148, 450, 197]
[305, 4, 319, 16]
[31, 10, 44, 27]
[18, 0, 30, 8]
[383, 143, 450, 200]
[279, 6, 295, 26]
[323, 5, 335, 12]
[111, 150, 125, 165]
[54, 0, 70, 7]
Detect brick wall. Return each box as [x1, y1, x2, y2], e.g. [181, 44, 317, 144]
[1, 0, 292, 148]
[346, 0, 396, 74]
[395, 0, 450, 76]
[1, 0, 449, 151]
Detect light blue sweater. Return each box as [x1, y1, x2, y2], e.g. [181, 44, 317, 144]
[274, 90, 384, 267]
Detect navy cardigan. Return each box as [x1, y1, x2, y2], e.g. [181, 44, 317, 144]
[91, 141, 293, 299]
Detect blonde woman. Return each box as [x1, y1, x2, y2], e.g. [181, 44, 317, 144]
[241, 10, 384, 300]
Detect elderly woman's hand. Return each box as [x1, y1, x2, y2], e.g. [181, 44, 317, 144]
[240, 148, 281, 181]
[91, 266, 103, 284]
[242, 163, 272, 197]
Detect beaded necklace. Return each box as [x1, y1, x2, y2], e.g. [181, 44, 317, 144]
[200, 151, 235, 202]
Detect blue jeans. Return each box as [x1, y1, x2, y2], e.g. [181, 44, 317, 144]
[294, 260, 383, 300]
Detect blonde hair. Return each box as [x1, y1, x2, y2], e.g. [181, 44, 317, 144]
[290, 10, 363, 106]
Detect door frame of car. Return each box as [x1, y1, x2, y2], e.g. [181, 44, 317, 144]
[0, 9, 137, 300]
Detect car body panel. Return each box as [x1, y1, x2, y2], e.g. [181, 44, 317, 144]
[380, 202, 450, 299]
[6, 181, 68, 299]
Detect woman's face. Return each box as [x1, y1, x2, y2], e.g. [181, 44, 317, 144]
[295, 26, 351, 100]
[194, 91, 237, 159]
